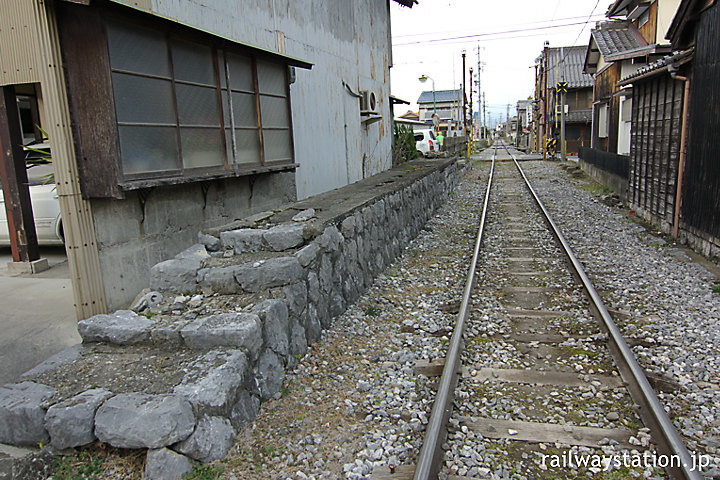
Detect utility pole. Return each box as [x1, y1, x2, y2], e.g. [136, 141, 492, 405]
[560, 47, 567, 162]
[469, 67, 474, 140]
[506, 104, 510, 139]
[542, 41, 549, 161]
[483, 93, 486, 143]
[461, 50, 467, 137]
[476, 43, 484, 142]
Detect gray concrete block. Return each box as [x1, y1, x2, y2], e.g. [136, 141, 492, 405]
[295, 242, 320, 267]
[252, 300, 289, 359]
[174, 415, 235, 463]
[283, 282, 307, 317]
[78, 310, 156, 345]
[94, 393, 195, 449]
[263, 224, 305, 251]
[173, 349, 249, 416]
[235, 257, 304, 292]
[255, 349, 284, 400]
[197, 266, 243, 295]
[44, 388, 113, 449]
[0, 382, 56, 446]
[180, 314, 262, 358]
[220, 228, 265, 254]
[145, 448, 193, 480]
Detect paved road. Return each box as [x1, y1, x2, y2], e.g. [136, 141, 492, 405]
[0, 247, 79, 385]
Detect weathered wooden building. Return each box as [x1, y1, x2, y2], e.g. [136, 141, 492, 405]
[0, 0, 416, 316]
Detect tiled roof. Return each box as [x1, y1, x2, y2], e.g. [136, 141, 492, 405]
[618, 49, 694, 85]
[417, 89, 463, 104]
[546, 46, 594, 89]
[590, 21, 648, 59]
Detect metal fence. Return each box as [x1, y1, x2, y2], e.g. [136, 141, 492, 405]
[578, 147, 629, 179]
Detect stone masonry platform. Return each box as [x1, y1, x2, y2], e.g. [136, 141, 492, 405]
[0, 157, 461, 479]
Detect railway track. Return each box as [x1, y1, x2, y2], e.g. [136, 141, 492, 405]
[373, 143, 702, 480]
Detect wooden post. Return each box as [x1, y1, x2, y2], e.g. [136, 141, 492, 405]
[0, 85, 40, 263]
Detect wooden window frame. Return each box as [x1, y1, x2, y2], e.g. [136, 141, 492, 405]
[58, 3, 300, 199]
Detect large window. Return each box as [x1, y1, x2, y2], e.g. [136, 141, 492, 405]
[106, 20, 293, 181]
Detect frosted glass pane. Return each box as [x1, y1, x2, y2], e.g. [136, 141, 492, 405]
[180, 128, 224, 169]
[227, 52, 254, 92]
[235, 129, 261, 165]
[231, 92, 258, 128]
[119, 126, 179, 175]
[175, 84, 220, 126]
[263, 130, 292, 162]
[171, 40, 215, 86]
[112, 73, 175, 124]
[260, 95, 289, 128]
[107, 21, 170, 78]
[257, 61, 286, 96]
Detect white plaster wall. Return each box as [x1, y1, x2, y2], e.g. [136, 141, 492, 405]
[139, 0, 392, 200]
[658, 0, 683, 41]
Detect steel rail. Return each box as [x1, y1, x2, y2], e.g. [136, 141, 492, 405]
[507, 146, 702, 480]
[412, 147, 496, 480]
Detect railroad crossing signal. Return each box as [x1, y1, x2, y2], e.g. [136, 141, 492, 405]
[546, 138, 557, 153]
[556, 82, 568, 94]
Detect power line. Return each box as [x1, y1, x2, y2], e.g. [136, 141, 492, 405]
[392, 14, 604, 39]
[393, 19, 603, 47]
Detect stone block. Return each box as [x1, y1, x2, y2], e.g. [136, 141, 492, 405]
[21, 344, 82, 378]
[196, 266, 243, 295]
[263, 224, 305, 251]
[78, 310, 156, 345]
[174, 415, 235, 463]
[44, 388, 112, 449]
[235, 257, 304, 292]
[145, 448, 193, 480]
[283, 282, 307, 317]
[295, 243, 320, 267]
[316, 226, 343, 253]
[150, 257, 201, 294]
[340, 215, 356, 237]
[307, 272, 320, 303]
[255, 349, 284, 400]
[220, 228, 265, 254]
[287, 317, 307, 369]
[180, 314, 262, 358]
[252, 300, 289, 359]
[304, 305, 322, 344]
[94, 393, 195, 449]
[197, 232, 221, 252]
[291, 208, 316, 222]
[174, 349, 249, 416]
[230, 390, 260, 430]
[329, 293, 345, 318]
[0, 382, 56, 446]
[175, 244, 210, 262]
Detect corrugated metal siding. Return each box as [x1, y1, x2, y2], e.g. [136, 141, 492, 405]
[629, 74, 684, 231]
[682, 1, 720, 239]
[25, 1, 107, 318]
[0, 0, 43, 85]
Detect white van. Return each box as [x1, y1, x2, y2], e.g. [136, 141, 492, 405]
[414, 130, 438, 157]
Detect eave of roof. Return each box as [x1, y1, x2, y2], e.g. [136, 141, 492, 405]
[392, 0, 418, 7]
[617, 48, 694, 86]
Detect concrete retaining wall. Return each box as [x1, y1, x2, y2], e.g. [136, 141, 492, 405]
[578, 158, 628, 201]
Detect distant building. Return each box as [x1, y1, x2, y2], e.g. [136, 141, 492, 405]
[536, 45, 594, 156]
[417, 89, 465, 135]
[516, 99, 533, 151]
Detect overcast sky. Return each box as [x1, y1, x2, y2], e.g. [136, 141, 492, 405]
[390, 0, 610, 127]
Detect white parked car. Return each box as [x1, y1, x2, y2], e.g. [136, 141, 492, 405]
[414, 130, 439, 157]
[0, 157, 64, 246]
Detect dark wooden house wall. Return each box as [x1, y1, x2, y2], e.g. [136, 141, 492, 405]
[682, 1, 720, 240]
[592, 63, 621, 153]
[629, 75, 684, 230]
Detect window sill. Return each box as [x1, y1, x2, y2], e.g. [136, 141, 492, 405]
[119, 163, 298, 191]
